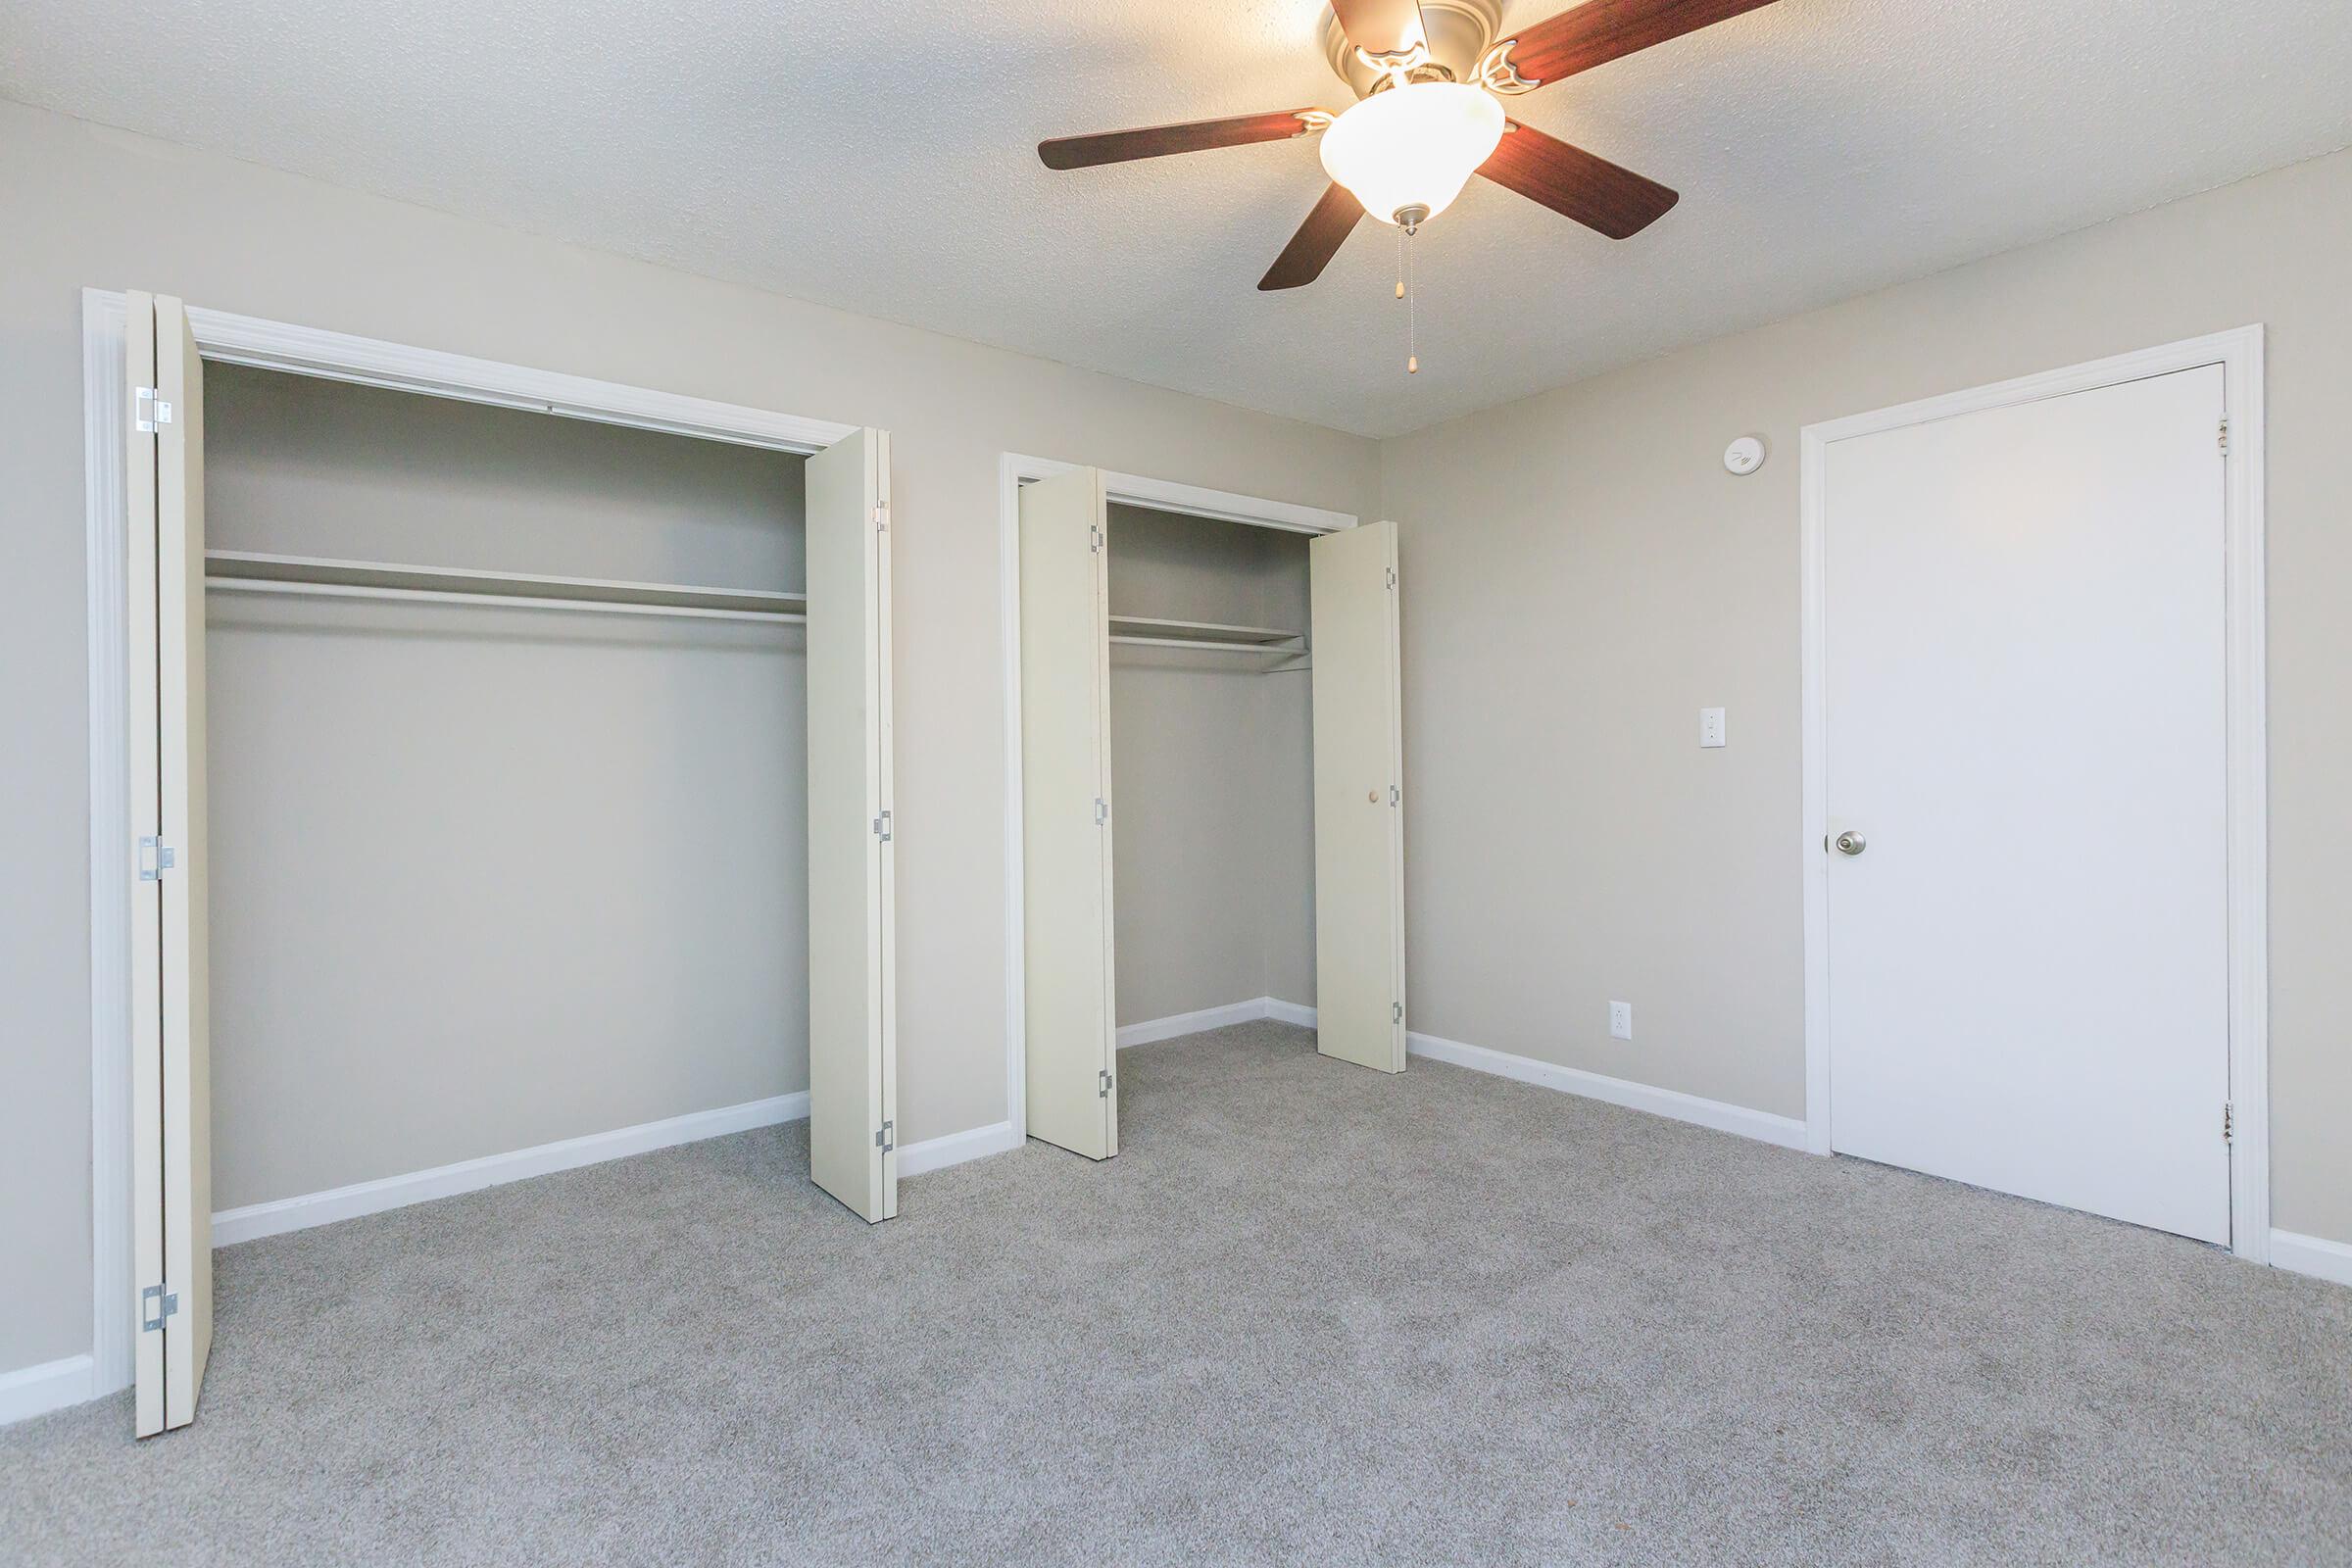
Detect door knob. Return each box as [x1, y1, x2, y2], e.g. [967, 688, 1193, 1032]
[1834, 830, 1867, 857]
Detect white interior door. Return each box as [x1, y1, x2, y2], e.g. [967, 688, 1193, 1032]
[1018, 467, 1117, 1158]
[806, 427, 898, 1221]
[1824, 365, 2230, 1243]
[129, 292, 213, 1434]
[1309, 519, 1406, 1073]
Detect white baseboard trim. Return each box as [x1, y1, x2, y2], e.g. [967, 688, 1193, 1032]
[1114, 996, 1321, 1048]
[1264, 998, 1318, 1029]
[2271, 1229, 2352, 1288]
[0, 1354, 95, 1428]
[898, 1118, 1024, 1177]
[1406, 1029, 1810, 1152]
[213, 1091, 812, 1246]
[1117, 998, 1278, 1049]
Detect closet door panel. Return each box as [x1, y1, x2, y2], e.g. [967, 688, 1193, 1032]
[126, 293, 166, 1438]
[1309, 520, 1405, 1073]
[129, 293, 215, 1434]
[158, 295, 215, 1426]
[807, 427, 898, 1222]
[1019, 468, 1117, 1159]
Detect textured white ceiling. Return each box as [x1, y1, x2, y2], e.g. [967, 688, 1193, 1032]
[6, 0, 2348, 436]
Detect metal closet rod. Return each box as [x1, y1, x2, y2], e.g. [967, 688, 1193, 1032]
[1105, 634, 1301, 654]
[1105, 634, 1309, 672]
[204, 576, 807, 624]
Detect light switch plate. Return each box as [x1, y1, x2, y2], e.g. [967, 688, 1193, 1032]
[1609, 1001, 1634, 1041]
[1699, 708, 1727, 749]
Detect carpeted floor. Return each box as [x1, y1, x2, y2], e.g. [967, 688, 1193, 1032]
[4, 1019, 2347, 1566]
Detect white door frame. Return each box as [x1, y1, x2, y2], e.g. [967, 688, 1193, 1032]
[1797, 325, 2269, 1262]
[80, 288, 861, 1397]
[996, 455, 1357, 1143]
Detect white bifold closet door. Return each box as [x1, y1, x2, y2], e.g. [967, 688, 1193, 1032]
[128, 292, 213, 1436]
[806, 428, 900, 1221]
[1018, 467, 1119, 1159]
[1309, 520, 1406, 1073]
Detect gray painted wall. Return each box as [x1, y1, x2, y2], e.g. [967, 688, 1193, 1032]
[206, 368, 808, 1209]
[1104, 506, 1313, 1025]
[0, 100, 1378, 1374]
[1380, 143, 2352, 1250]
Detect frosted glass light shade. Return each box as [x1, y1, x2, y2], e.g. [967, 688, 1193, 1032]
[1318, 81, 1505, 225]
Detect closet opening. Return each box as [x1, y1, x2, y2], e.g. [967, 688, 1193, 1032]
[111, 291, 897, 1434]
[202, 364, 818, 1241]
[1009, 460, 1404, 1166]
[1105, 506, 1316, 1045]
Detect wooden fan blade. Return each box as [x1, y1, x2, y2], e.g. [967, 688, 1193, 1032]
[1329, 0, 1427, 56]
[1501, 0, 1779, 87]
[1480, 122, 1678, 238]
[1259, 184, 1364, 291]
[1039, 111, 1322, 170]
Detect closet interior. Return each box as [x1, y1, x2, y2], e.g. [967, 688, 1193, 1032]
[203, 364, 817, 1219]
[1104, 504, 1317, 1034]
[122, 293, 897, 1436]
[1016, 468, 1405, 1165]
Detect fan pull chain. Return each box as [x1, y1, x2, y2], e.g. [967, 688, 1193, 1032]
[1390, 224, 1421, 376]
[1405, 224, 1419, 374]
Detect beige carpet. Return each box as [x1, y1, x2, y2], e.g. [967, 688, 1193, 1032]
[4, 1019, 2348, 1565]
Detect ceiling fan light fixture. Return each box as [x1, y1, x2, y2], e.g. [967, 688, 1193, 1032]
[1318, 81, 1504, 227]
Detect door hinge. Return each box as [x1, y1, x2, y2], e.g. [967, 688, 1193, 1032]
[873, 808, 893, 842]
[1390, 783, 1399, 807]
[872, 503, 888, 532]
[875, 1120, 895, 1153]
[1094, 797, 1107, 826]
[1099, 1068, 1113, 1099]
[2223, 1102, 2233, 1146]
[1387, 565, 1396, 590]
[1089, 522, 1103, 554]
[134, 387, 172, 432]
[1393, 1002, 1403, 1024]
[140, 1283, 178, 1332]
[136, 836, 175, 881]
[2218, 416, 2230, 456]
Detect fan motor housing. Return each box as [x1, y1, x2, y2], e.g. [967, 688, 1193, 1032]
[1320, 0, 1506, 98]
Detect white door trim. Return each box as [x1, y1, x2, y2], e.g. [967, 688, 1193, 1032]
[1798, 325, 2268, 1262]
[79, 288, 866, 1402]
[997, 453, 1355, 1144]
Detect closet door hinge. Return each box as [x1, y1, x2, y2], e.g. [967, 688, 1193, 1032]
[133, 387, 172, 432]
[1386, 565, 1396, 590]
[1099, 1068, 1113, 1099]
[1094, 797, 1107, 826]
[136, 836, 176, 881]
[873, 808, 893, 843]
[875, 1120, 895, 1153]
[2223, 1102, 2233, 1146]
[1089, 523, 1102, 554]
[1393, 1002, 1403, 1024]
[140, 1283, 178, 1332]
[872, 504, 888, 532]
[2218, 416, 2230, 456]
[1390, 784, 1399, 807]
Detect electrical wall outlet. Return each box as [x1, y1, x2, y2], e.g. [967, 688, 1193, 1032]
[1609, 1001, 1634, 1041]
[1699, 708, 1727, 748]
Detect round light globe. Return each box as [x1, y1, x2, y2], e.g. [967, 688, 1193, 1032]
[1319, 81, 1506, 226]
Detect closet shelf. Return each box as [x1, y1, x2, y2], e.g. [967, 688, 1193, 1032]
[1106, 614, 1302, 648]
[203, 550, 807, 623]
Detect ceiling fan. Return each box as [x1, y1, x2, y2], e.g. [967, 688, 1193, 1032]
[1039, 0, 1780, 290]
